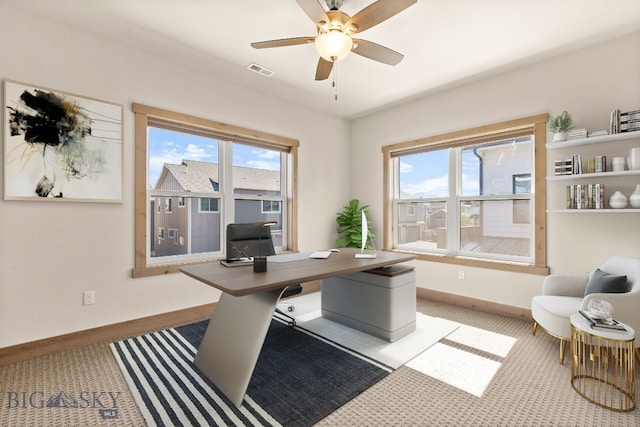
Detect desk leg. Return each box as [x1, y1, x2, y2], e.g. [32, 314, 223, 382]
[194, 288, 282, 407]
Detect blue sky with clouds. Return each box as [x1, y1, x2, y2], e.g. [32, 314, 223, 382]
[149, 127, 480, 195]
[400, 149, 480, 197]
[148, 127, 280, 187]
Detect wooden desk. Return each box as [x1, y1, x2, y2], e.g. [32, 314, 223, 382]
[180, 249, 415, 407]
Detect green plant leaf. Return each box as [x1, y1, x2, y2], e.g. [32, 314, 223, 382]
[335, 198, 375, 248]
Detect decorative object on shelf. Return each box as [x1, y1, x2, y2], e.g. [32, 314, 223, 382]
[548, 110, 573, 142]
[612, 157, 626, 172]
[629, 184, 640, 208]
[628, 147, 640, 170]
[609, 190, 628, 209]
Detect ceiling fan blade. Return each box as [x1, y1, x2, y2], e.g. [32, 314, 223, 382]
[352, 38, 404, 66]
[315, 57, 333, 80]
[251, 37, 315, 49]
[346, 0, 416, 33]
[295, 0, 330, 26]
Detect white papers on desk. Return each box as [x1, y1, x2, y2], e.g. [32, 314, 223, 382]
[309, 251, 332, 259]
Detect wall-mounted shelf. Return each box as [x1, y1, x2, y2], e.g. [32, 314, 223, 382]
[546, 130, 640, 150]
[547, 170, 640, 181]
[546, 129, 640, 212]
[547, 209, 640, 214]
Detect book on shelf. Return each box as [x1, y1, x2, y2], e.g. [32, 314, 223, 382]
[621, 116, 640, 125]
[579, 310, 627, 331]
[566, 184, 604, 209]
[620, 121, 640, 132]
[588, 130, 609, 137]
[620, 110, 640, 122]
[610, 109, 620, 134]
[568, 128, 588, 139]
[572, 154, 582, 174]
[584, 155, 606, 174]
[554, 158, 573, 176]
[610, 108, 640, 134]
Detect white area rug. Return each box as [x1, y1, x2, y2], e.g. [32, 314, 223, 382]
[284, 293, 459, 369]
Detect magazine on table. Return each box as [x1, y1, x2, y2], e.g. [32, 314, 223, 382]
[579, 310, 627, 331]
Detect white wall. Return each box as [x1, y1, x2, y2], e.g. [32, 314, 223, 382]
[0, 5, 351, 347]
[351, 31, 640, 309]
[2, 5, 639, 348]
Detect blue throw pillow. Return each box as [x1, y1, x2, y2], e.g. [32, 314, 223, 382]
[584, 268, 629, 296]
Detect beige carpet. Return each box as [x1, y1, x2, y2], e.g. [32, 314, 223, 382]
[317, 299, 640, 426]
[0, 342, 144, 426]
[1, 297, 639, 426]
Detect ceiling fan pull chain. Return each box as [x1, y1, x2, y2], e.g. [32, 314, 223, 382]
[332, 57, 338, 101]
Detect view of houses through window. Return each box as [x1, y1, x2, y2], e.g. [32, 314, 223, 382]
[132, 104, 298, 277]
[384, 114, 548, 271]
[395, 137, 533, 263]
[149, 127, 285, 262]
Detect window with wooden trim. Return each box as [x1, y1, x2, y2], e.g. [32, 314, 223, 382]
[133, 104, 299, 277]
[382, 114, 548, 274]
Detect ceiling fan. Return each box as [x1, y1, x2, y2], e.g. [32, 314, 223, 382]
[251, 0, 417, 81]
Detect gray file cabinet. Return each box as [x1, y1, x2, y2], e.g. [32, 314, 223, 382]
[321, 265, 416, 342]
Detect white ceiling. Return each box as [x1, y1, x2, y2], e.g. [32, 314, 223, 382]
[13, 0, 640, 119]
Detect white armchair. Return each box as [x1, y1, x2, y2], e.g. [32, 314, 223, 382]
[531, 256, 640, 364]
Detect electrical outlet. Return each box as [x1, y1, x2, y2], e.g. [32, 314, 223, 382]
[83, 290, 95, 306]
[458, 270, 465, 280]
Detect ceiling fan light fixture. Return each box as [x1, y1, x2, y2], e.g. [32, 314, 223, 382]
[315, 30, 353, 62]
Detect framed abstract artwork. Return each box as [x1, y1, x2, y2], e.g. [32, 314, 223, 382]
[4, 80, 123, 202]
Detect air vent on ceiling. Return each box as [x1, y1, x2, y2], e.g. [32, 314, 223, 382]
[246, 62, 275, 77]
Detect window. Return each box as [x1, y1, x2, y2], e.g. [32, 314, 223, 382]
[199, 198, 219, 213]
[262, 200, 281, 213]
[383, 114, 549, 274]
[512, 174, 531, 224]
[513, 174, 531, 194]
[133, 104, 299, 277]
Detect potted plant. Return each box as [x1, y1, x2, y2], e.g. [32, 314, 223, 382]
[548, 110, 573, 142]
[336, 199, 374, 248]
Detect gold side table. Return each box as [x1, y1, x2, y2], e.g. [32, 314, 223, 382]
[570, 313, 635, 412]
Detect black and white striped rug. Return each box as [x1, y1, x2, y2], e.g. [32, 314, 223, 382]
[111, 319, 391, 427]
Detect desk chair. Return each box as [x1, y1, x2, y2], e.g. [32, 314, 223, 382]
[226, 223, 302, 326]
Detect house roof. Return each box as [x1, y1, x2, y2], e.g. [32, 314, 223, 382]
[158, 160, 280, 193]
